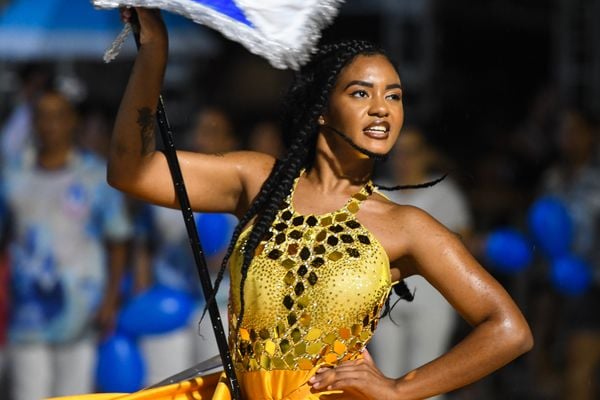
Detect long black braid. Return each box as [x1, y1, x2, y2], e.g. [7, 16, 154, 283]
[202, 40, 421, 334]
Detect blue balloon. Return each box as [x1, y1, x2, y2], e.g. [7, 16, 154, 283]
[528, 196, 573, 259]
[485, 229, 533, 273]
[96, 334, 145, 393]
[550, 256, 593, 296]
[195, 213, 232, 256]
[118, 285, 195, 336]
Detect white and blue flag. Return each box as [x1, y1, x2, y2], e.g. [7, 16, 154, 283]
[93, 0, 345, 69]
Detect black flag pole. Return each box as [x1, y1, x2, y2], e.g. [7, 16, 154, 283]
[129, 13, 241, 399]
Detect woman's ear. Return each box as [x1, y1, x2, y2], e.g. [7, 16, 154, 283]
[318, 116, 325, 125]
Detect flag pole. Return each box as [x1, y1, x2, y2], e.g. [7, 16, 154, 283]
[130, 13, 241, 399]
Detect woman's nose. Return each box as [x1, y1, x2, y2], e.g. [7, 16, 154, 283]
[368, 97, 389, 117]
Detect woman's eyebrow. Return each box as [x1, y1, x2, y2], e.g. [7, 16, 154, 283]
[343, 80, 402, 90]
[344, 80, 373, 89]
[386, 83, 402, 90]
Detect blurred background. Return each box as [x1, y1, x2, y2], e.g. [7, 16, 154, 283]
[0, 0, 599, 399]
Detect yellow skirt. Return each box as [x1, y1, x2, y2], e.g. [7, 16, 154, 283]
[47, 371, 227, 400]
[48, 366, 351, 400]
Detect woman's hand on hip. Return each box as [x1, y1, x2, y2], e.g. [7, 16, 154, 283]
[309, 349, 398, 399]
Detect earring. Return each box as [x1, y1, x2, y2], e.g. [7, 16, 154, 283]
[318, 116, 325, 125]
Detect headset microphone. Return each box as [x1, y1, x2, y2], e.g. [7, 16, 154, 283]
[322, 125, 389, 161]
[321, 124, 447, 191]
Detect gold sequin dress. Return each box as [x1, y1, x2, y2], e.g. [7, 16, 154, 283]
[228, 173, 392, 399]
[49, 172, 392, 400]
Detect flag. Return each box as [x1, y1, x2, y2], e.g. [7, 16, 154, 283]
[93, 0, 345, 69]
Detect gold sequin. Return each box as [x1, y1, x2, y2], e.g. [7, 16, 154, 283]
[283, 295, 294, 310]
[291, 328, 302, 343]
[276, 322, 286, 338]
[280, 339, 291, 353]
[316, 230, 327, 242]
[254, 341, 264, 356]
[287, 243, 299, 255]
[333, 340, 347, 355]
[323, 333, 337, 345]
[273, 357, 286, 369]
[284, 271, 295, 285]
[298, 358, 313, 370]
[300, 312, 312, 326]
[297, 295, 310, 308]
[259, 328, 270, 340]
[339, 327, 351, 340]
[324, 353, 338, 364]
[284, 354, 295, 367]
[305, 328, 322, 341]
[294, 342, 306, 356]
[320, 216, 332, 226]
[260, 354, 271, 369]
[352, 193, 368, 201]
[306, 216, 318, 226]
[327, 251, 343, 261]
[307, 342, 323, 355]
[335, 212, 348, 222]
[265, 340, 276, 356]
[347, 201, 360, 214]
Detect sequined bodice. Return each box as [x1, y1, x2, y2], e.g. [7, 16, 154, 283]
[229, 173, 391, 373]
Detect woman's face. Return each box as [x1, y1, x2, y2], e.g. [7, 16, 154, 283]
[323, 54, 404, 156]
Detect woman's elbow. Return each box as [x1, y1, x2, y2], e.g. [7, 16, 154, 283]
[106, 164, 133, 193]
[517, 324, 534, 354]
[505, 318, 534, 357]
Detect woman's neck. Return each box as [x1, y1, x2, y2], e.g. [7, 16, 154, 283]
[308, 134, 374, 192]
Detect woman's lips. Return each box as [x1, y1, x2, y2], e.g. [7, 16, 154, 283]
[363, 125, 389, 139]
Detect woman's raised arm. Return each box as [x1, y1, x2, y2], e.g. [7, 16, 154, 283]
[107, 8, 273, 215]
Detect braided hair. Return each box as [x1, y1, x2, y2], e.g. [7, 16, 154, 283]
[203, 40, 415, 332]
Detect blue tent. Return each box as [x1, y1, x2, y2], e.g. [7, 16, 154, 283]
[0, 0, 219, 60]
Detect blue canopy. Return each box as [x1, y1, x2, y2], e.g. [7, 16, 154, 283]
[0, 0, 218, 60]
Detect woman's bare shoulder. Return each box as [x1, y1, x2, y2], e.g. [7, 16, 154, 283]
[359, 193, 436, 262]
[364, 193, 457, 275]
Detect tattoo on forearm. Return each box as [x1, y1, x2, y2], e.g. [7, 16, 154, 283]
[137, 107, 155, 155]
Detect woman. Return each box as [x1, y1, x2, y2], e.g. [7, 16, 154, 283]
[101, 7, 532, 400]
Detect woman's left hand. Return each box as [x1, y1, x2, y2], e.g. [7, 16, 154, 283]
[309, 349, 397, 399]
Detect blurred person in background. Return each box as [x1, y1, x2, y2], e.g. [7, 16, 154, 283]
[531, 108, 600, 400]
[369, 126, 473, 399]
[0, 90, 131, 399]
[0, 64, 51, 168]
[188, 106, 239, 155]
[135, 105, 238, 385]
[247, 119, 286, 159]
